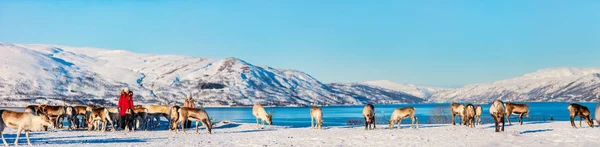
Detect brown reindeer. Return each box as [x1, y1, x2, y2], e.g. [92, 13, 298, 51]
[489, 100, 505, 132]
[363, 104, 376, 130]
[388, 106, 418, 129]
[72, 105, 94, 128]
[168, 106, 181, 131]
[146, 105, 174, 129]
[567, 103, 594, 128]
[24, 105, 44, 116]
[40, 106, 66, 129]
[87, 107, 115, 132]
[1, 110, 53, 147]
[475, 105, 482, 125]
[595, 102, 600, 126]
[175, 107, 212, 134]
[463, 104, 476, 128]
[504, 102, 529, 125]
[310, 107, 323, 129]
[450, 103, 465, 125]
[64, 106, 78, 130]
[252, 104, 273, 129]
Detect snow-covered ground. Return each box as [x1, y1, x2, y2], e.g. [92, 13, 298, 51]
[1, 121, 598, 147]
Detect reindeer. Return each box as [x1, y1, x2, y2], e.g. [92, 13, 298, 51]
[310, 107, 323, 129]
[64, 106, 78, 130]
[175, 107, 212, 134]
[450, 103, 465, 125]
[252, 104, 273, 129]
[388, 106, 418, 129]
[133, 107, 149, 131]
[106, 107, 121, 131]
[596, 102, 600, 125]
[567, 103, 594, 128]
[168, 106, 181, 131]
[504, 102, 529, 125]
[70, 105, 94, 128]
[87, 107, 115, 132]
[146, 105, 174, 129]
[1, 110, 53, 147]
[475, 105, 483, 125]
[489, 100, 505, 132]
[40, 105, 66, 129]
[363, 104, 376, 130]
[24, 105, 44, 116]
[123, 109, 136, 132]
[463, 104, 476, 128]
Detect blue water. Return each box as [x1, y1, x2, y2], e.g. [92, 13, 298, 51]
[205, 102, 599, 128]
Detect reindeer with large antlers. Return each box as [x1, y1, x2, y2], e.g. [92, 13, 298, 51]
[252, 104, 273, 129]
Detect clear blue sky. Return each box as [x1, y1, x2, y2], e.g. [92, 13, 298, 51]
[1, 1, 599, 87]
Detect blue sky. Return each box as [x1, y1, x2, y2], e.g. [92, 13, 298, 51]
[0, 1, 599, 87]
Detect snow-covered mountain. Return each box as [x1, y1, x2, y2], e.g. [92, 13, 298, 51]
[0, 42, 423, 106]
[362, 80, 445, 98]
[430, 68, 600, 102]
[328, 83, 424, 104]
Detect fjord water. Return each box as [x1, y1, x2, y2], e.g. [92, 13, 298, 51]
[205, 102, 599, 128]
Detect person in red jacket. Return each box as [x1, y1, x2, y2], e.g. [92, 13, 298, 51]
[118, 87, 134, 130]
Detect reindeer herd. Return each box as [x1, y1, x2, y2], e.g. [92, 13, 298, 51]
[1, 101, 600, 146]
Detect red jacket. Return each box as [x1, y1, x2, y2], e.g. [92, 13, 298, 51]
[118, 92, 134, 116]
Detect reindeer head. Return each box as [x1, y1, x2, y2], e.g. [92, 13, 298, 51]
[586, 118, 594, 128]
[32, 115, 53, 131]
[266, 110, 274, 125]
[388, 120, 394, 129]
[365, 115, 373, 124]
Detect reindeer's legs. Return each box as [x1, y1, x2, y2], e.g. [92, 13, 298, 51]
[373, 117, 376, 129]
[25, 131, 31, 146]
[311, 117, 314, 129]
[15, 127, 22, 147]
[256, 117, 259, 129]
[364, 117, 368, 130]
[261, 119, 265, 129]
[1, 131, 9, 147]
[501, 116, 505, 132]
[506, 112, 512, 125]
[415, 117, 419, 128]
[181, 118, 187, 134]
[570, 115, 577, 128]
[196, 120, 200, 134]
[451, 113, 456, 125]
[88, 120, 93, 132]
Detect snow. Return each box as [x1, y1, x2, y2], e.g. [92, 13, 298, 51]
[1, 121, 598, 147]
[0, 42, 426, 107]
[363, 80, 446, 98]
[430, 68, 600, 102]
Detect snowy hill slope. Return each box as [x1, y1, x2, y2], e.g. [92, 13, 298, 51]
[362, 80, 445, 98]
[430, 68, 600, 102]
[0, 43, 423, 106]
